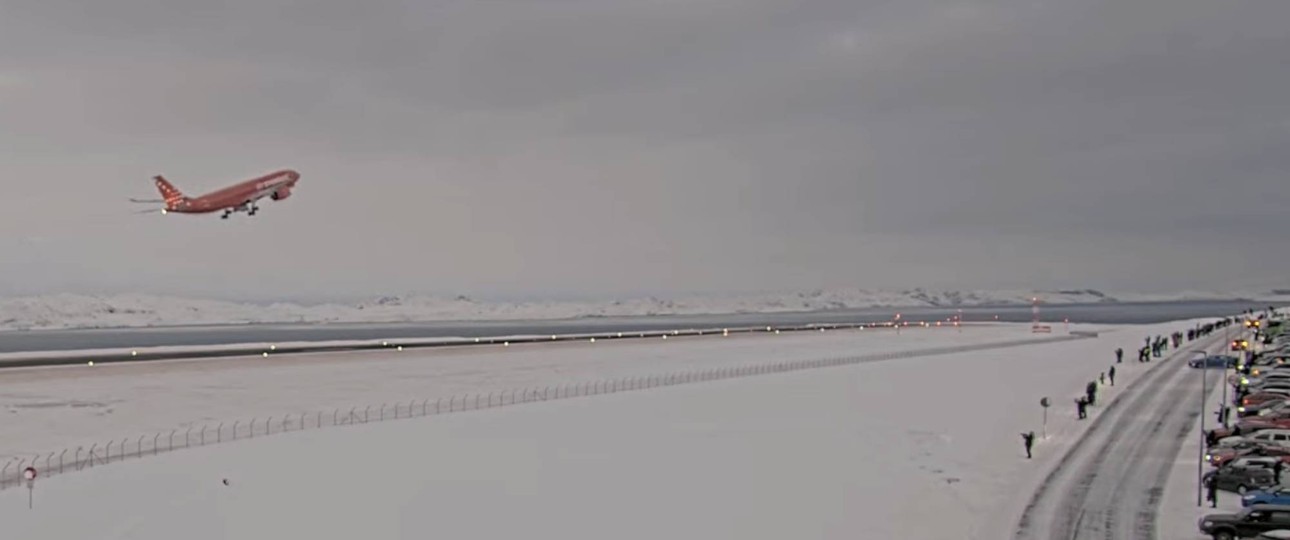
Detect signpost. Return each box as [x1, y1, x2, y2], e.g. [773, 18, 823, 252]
[1040, 397, 1050, 439]
[23, 466, 35, 509]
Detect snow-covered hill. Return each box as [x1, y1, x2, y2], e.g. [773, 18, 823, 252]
[0, 288, 1268, 332]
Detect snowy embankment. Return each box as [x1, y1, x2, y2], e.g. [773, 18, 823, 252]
[0, 318, 1213, 539]
[0, 287, 1262, 331]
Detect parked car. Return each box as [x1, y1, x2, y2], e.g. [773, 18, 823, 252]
[1205, 460, 1278, 494]
[1238, 419, 1290, 437]
[1244, 393, 1290, 410]
[1199, 504, 1290, 539]
[1209, 442, 1290, 467]
[1242, 400, 1290, 417]
[1196, 355, 1243, 368]
[1244, 487, 1290, 507]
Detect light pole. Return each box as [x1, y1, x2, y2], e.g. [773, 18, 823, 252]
[1195, 349, 1210, 507]
[1221, 353, 1230, 428]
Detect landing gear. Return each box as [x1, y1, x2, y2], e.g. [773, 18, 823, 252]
[221, 210, 231, 219]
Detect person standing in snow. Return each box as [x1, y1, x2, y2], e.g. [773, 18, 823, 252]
[1076, 396, 1088, 419]
[1021, 431, 1036, 459]
[1108, 365, 1116, 386]
[1116, 348, 1123, 363]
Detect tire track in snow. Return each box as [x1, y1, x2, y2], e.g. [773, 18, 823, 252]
[1013, 333, 1227, 540]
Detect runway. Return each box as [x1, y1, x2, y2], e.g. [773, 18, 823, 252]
[0, 299, 1274, 356]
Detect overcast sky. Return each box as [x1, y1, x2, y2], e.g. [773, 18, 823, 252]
[1, 0, 1288, 302]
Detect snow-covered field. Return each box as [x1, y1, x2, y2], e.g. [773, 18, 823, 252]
[0, 287, 1265, 331]
[0, 318, 1214, 539]
[0, 324, 1031, 461]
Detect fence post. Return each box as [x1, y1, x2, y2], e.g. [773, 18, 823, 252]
[250, 419, 256, 438]
[201, 425, 207, 446]
[185, 427, 193, 448]
[489, 392, 495, 407]
[364, 407, 370, 423]
[381, 404, 386, 421]
[267, 416, 274, 435]
[217, 423, 224, 444]
[436, 398, 441, 414]
[422, 399, 429, 416]
[58, 449, 66, 474]
[476, 394, 481, 409]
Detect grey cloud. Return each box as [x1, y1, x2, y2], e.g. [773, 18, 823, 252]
[0, 0, 1288, 300]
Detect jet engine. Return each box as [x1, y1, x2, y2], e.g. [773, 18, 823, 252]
[271, 187, 292, 201]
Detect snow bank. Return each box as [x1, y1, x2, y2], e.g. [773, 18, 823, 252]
[0, 287, 1262, 331]
[0, 318, 1215, 539]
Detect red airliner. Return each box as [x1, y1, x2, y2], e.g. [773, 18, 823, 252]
[131, 169, 301, 218]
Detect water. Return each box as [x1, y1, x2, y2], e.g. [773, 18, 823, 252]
[0, 299, 1280, 354]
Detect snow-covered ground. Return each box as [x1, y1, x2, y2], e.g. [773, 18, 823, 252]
[0, 324, 1032, 462]
[0, 287, 1265, 331]
[0, 318, 1215, 539]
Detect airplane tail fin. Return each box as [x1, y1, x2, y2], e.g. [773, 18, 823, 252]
[153, 176, 188, 205]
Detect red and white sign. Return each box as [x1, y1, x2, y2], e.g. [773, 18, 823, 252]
[22, 467, 36, 481]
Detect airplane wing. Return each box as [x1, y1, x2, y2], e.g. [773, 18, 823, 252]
[129, 198, 165, 203]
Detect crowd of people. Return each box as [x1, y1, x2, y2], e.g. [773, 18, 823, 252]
[1020, 315, 1245, 460]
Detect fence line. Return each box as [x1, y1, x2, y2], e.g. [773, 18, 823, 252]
[0, 333, 1089, 491]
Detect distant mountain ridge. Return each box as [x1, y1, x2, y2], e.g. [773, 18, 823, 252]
[0, 288, 1270, 331]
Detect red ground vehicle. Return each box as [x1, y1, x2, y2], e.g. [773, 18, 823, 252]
[1242, 391, 1290, 409]
[1210, 444, 1290, 467]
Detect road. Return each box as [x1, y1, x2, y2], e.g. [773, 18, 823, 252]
[1013, 331, 1232, 540]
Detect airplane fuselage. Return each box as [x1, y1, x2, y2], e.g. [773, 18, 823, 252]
[161, 169, 300, 216]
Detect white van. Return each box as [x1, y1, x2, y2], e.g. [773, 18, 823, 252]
[1250, 430, 1290, 448]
